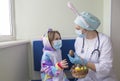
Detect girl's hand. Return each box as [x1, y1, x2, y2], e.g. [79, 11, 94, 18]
[60, 59, 68, 69]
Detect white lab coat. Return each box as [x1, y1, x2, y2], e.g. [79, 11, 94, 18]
[74, 32, 117, 81]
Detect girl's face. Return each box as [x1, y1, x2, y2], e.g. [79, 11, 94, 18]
[53, 33, 61, 41]
[51, 33, 61, 46]
[52, 33, 62, 50]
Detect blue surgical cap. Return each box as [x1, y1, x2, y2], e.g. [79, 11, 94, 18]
[74, 11, 101, 30]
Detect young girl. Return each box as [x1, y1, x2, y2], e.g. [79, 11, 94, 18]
[41, 29, 69, 81]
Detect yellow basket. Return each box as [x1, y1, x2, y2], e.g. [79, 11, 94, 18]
[70, 64, 88, 78]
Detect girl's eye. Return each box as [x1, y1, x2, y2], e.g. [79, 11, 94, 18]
[55, 38, 60, 40]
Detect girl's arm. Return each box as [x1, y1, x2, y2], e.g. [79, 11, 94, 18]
[41, 53, 65, 77]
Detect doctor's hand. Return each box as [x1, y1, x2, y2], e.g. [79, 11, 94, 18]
[67, 53, 87, 65]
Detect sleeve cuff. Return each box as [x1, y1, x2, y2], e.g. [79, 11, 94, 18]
[55, 62, 63, 70]
[95, 63, 99, 72]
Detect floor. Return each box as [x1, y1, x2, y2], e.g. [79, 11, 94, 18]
[31, 78, 75, 81]
[31, 80, 41, 81]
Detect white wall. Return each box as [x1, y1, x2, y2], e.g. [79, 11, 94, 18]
[14, 0, 103, 80]
[15, 0, 103, 40]
[0, 41, 30, 81]
[103, 0, 111, 36]
[111, 0, 120, 80]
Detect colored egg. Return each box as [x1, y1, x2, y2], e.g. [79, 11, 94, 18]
[75, 67, 81, 72]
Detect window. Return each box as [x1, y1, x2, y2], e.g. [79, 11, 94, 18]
[0, 0, 15, 42]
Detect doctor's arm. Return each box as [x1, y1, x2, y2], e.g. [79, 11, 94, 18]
[86, 62, 96, 71]
[68, 54, 96, 71]
[80, 37, 112, 74]
[86, 37, 113, 74]
[94, 37, 113, 78]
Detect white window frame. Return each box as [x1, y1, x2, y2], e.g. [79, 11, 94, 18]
[0, 0, 16, 42]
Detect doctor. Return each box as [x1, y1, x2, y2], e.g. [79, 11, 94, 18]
[68, 11, 117, 81]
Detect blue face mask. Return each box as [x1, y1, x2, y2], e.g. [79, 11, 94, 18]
[53, 40, 62, 50]
[75, 29, 85, 38]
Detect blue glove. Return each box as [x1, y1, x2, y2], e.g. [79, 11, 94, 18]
[67, 53, 87, 65]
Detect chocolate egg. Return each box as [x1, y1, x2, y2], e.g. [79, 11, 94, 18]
[69, 50, 74, 57]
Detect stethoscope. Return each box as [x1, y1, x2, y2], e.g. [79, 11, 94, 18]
[81, 31, 101, 58]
